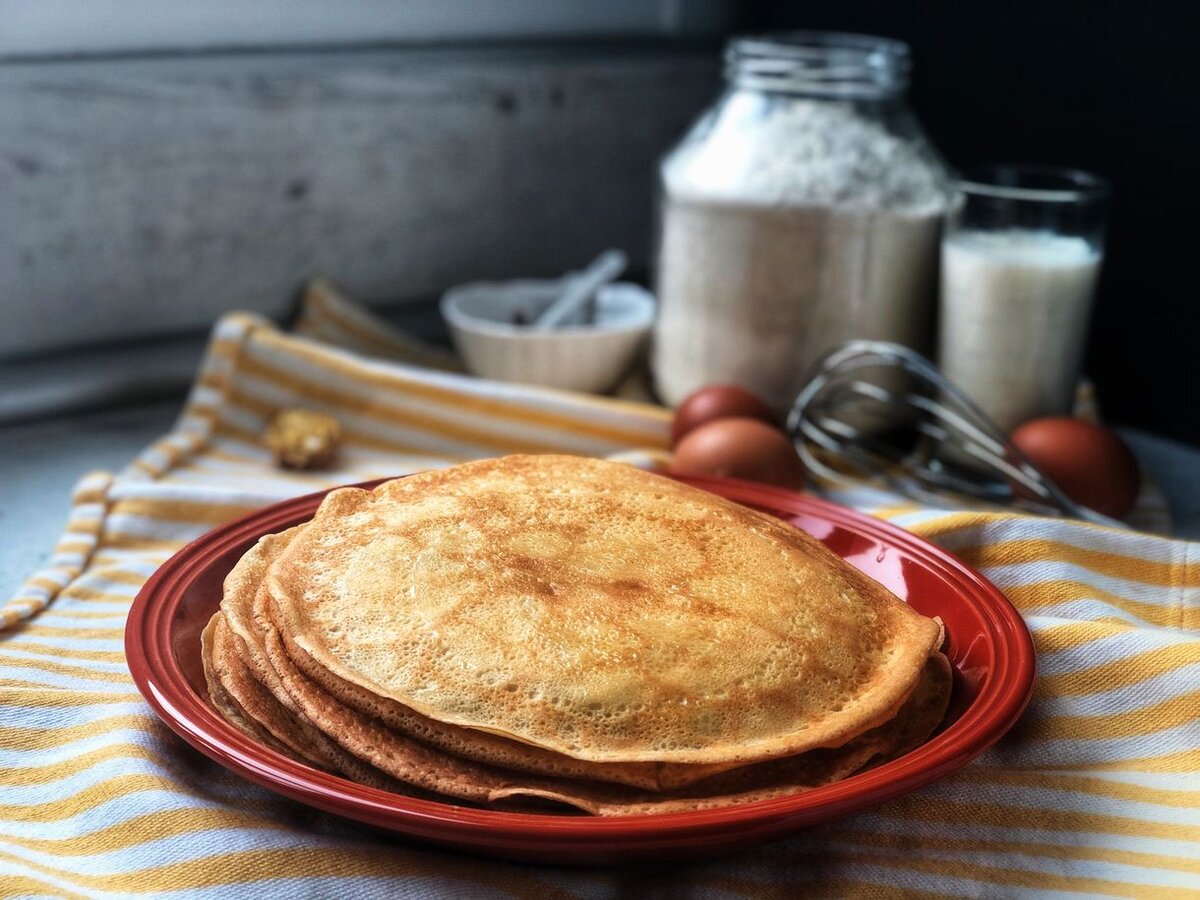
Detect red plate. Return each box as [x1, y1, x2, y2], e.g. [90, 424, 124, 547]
[126, 475, 1034, 865]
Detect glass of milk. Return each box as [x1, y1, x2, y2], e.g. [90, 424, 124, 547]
[938, 166, 1109, 433]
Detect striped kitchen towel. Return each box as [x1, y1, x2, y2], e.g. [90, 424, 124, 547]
[2, 301, 1197, 898]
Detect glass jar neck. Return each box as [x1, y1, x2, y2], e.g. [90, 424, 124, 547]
[725, 32, 910, 100]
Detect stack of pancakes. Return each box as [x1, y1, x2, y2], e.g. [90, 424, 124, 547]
[202, 455, 951, 815]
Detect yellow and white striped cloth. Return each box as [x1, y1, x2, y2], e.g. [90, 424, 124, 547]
[3, 295, 1198, 898]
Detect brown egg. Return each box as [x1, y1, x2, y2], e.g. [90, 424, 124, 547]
[669, 417, 805, 490]
[1010, 418, 1141, 519]
[671, 385, 779, 447]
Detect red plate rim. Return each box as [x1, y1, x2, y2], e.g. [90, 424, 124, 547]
[126, 473, 1035, 850]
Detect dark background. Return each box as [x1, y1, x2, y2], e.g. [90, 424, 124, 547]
[735, 1, 1198, 445]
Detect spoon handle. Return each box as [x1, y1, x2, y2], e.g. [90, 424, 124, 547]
[532, 250, 627, 331]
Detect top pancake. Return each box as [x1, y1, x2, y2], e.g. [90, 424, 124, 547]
[269, 455, 942, 766]
[219, 524, 729, 790]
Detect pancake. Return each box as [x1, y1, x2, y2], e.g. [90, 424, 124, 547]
[491, 651, 952, 815]
[205, 612, 320, 763]
[269, 455, 943, 766]
[274, 611, 742, 791]
[214, 529, 361, 767]
[220, 526, 723, 790]
[255, 578, 950, 814]
[219, 528, 307, 697]
[206, 612, 408, 792]
[200, 614, 288, 754]
[205, 534, 406, 791]
[203, 454, 953, 815]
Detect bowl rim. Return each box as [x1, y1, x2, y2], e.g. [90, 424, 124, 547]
[440, 281, 655, 339]
[125, 474, 1035, 854]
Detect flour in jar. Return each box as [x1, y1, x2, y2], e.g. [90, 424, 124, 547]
[653, 98, 950, 412]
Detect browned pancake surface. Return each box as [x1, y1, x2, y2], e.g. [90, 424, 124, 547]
[260, 583, 951, 815]
[202, 454, 953, 815]
[270, 455, 943, 765]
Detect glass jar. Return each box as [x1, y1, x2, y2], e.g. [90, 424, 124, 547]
[652, 32, 955, 412]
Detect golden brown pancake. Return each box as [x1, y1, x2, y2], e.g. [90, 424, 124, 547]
[200, 615, 288, 754]
[202, 455, 953, 815]
[490, 651, 952, 815]
[221, 527, 721, 791]
[256, 582, 950, 814]
[204, 613, 319, 762]
[273, 614, 741, 791]
[205, 534, 405, 791]
[219, 528, 308, 700]
[213, 529, 358, 767]
[204, 612, 406, 791]
[269, 455, 943, 766]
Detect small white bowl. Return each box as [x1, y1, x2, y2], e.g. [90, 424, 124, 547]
[441, 280, 655, 393]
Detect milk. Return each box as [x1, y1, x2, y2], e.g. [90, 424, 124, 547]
[938, 229, 1101, 432]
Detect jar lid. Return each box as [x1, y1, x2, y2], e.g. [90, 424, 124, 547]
[726, 32, 911, 99]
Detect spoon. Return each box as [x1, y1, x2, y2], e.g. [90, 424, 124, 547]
[531, 249, 627, 331]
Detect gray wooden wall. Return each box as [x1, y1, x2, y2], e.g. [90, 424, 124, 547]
[0, 46, 718, 360]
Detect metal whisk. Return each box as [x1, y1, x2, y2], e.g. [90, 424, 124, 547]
[785, 340, 1123, 528]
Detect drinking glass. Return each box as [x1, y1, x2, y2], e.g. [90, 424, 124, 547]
[937, 165, 1109, 433]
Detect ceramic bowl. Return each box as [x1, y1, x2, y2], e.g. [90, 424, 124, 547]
[440, 280, 654, 393]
